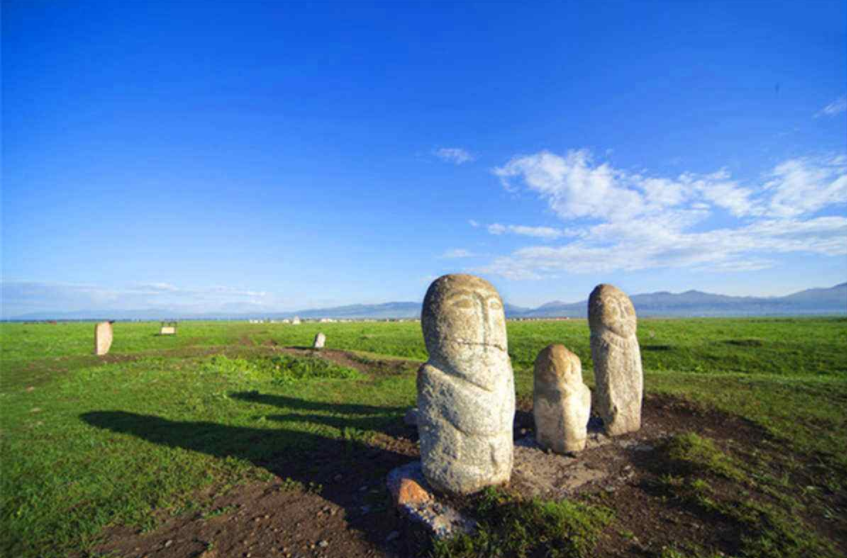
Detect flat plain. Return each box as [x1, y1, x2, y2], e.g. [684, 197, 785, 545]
[1, 318, 846, 558]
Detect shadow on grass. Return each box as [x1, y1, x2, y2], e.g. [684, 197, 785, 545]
[80, 393, 417, 551]
[229, 390, 404, 415]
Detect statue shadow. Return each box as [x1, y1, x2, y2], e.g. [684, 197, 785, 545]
[80, 393, 418, 550]
[230, 390, 406, 416]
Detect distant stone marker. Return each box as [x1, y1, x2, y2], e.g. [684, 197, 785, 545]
[94, 321, 113, 356]
[313, 332, 326, 349]
[159, 321, 177, 335]
[417, 274, 515, 495]
[533, 344, 591, 453]
[588, 284, 643, 436]
[291, 316, 301, 325]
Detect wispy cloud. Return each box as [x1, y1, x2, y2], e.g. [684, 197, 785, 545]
[479, 149, 847, 279]
[440, 248, 475, 259]
[468, 219, 480, 228]
[134, 282, 180, 293]
[815, 96, 847, 118]
[487, 223, 578, 240]
[1, 281, 274, 318]
[433, 147, 475, 165]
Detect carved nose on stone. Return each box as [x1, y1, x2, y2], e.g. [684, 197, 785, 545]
[478, 295, 491, 348]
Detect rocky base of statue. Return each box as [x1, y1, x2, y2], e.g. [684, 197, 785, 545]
[386, 461, 476, 551]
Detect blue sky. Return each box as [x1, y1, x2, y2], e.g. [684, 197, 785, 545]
[3, 0, 846, 317]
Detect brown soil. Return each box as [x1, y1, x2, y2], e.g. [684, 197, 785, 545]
[90, 355, 845, 558]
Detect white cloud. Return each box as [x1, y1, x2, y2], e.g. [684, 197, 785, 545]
[494, 150, 646, 221]
[479, 216, 847, 278]
[815, 96, 847, 118]
[763, 156, 847, 217]
[468, 219, 480, 228]
[678, 170, 759, 217]
[434, 147, 475, 165]
[441, 248, 475, 259]
[479, 149, 847, 279]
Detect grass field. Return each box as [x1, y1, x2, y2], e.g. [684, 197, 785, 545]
[1, 318, 846, 557]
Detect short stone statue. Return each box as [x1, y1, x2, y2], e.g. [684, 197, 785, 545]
[313, 332, 326, 349]
[588, 284, 643, 436]
[533, 344, 591, 453]
[95, 321, 113, 356]
[417, 274, 515, 495]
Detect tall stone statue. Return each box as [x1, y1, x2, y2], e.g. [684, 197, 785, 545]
[533, 345, 591, 453]
[588, 284, 643, 436]
[417, 274, 515, 495]
[94, 321, 113, 356]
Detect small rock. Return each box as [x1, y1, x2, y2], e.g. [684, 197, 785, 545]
[634, 444, 654, 452]
[318, 540, 329, 548]
[385, 531, 400, 542]
[164, 539, 173, 548]
[333, 474, 343, 482]
[359, 485, 368, 492]
[403, 407, 419, 427]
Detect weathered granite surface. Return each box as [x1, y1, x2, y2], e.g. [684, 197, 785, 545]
[589, 284, 643, 436]
[417, 274, 515, 495]
[533, 344, 591, 453]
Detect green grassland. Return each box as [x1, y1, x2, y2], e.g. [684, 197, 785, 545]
[1, 318, 846, 557]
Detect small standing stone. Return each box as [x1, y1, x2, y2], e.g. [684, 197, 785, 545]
[291, 316, 301, 325]
[313, 332, 326, 349]
[94, 321, 113, 356]
[588, 284, 643, 436]
[533, 345, 591, 453]
[417, 274, 515, 495]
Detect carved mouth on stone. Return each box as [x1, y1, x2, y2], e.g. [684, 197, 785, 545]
[452, 340, 507, 352]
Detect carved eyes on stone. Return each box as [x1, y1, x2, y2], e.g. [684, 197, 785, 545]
[448, 296, 502, 312]
[607, 299, 633, 320]
[451, 298, 474, 310]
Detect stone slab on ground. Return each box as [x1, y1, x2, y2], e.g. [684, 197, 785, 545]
[386, 462, 475, 540]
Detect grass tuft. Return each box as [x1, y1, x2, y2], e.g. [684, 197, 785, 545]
[662, 433, 746, 482]
[432, 487, 613, 558]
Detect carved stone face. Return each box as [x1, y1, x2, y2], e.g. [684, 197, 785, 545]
[422, 274, 509, 389]
[588, 284, 637, 338]
[534, 344, 581, 389]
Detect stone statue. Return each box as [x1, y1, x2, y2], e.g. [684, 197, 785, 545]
[313, 332, 326, 349]
[588, 284, 643, 436]
[533, 344, 591, 453]
[417, 274, 515, 495]
[95, 321, 113, 356]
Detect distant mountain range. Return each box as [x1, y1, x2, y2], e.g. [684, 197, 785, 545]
[7, 283, 846, 321]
